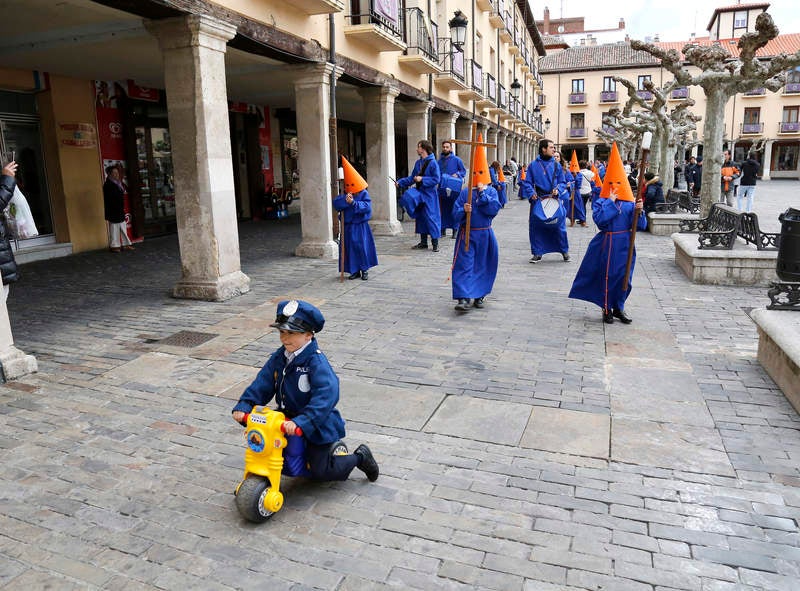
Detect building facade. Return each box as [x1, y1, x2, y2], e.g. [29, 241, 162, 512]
[0, 0, 549, 378]
[538, 2, 800, 180]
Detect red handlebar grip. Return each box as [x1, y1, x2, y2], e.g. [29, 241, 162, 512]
[238, 413, 249, 426]
[281, 421, 302, 436]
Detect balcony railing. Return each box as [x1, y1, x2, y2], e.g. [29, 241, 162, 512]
[741, 122, 764, 134]
[568, 127, 587, 138]
[784, 82, 800, 94]
[671, 87, 689, 99]
[434, 38, 466, 89]
[600, 91, 618, 103]
[486, 73, 497, 103]
[498, 84, 507, 109]
[779, 121, 800, 133]
[636, 90, 653, 100]
[347, 0, 403, 37]
[744, 87, 766, 96]
[403, 7, 436, 62]
[471, 61, 483, 93]
[601, 125, 616, 135]
[568, 92, 586, 105]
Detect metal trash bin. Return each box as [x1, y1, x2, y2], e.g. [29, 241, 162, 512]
[777, 207, 800, 282]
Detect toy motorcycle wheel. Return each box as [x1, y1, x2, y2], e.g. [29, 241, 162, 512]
[330, 440, 348, 456]
[235, 476, 281, 523]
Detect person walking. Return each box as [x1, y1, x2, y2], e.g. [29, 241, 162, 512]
[333, 156, 378, 280]
[103, 164, 134, 252]
[738, 152, 759, 212]
[720, 150, 739, 207]
[0, 160, 20, 299]
[437, 140, 466, 239]
[396, 140, 441, 251]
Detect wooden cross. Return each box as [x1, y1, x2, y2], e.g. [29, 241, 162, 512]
[448, 122, 496, 251]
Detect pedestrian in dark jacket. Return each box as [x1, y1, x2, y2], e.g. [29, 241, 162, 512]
[103, 165, 134, 252]
[643, 172, 665, 215]
[738, 153, 760, 213]
[0, 161, 20, 295]
[685, 157, 701, 197]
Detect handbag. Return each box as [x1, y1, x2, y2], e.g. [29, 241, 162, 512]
[4, 185, 39, 240]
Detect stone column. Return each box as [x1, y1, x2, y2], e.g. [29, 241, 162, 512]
[360, 85, 402, 236]
[147, 15, 250, 301]
[455, 118, 472, 160]
[487, 127, 498, 163]
[496, 130, 507, 163]
[292, 63, 342, 257]
[588, 143, 596, 163]
[762, 140, 774, 180]
[433, 111, 458, 150]
[506, 135, 513, 163]
[0, 297, 37, 381]
[405, 101, 433, 174]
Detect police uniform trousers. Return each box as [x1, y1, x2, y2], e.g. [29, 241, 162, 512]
[305, 442, 359, 481]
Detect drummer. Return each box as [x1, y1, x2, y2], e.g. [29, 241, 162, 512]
[437, 140, 466, 239]
[520, 139, 570, 263]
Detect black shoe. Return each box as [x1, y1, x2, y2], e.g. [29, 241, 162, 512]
[603, 310, 614, 324]
[454, 298, 471, 311]
[361, 270, 369, 281]
[354, 444, 379, 482]
[412, 243, 428, 250]
[432, 240, 439, 252]
[612, 309, 632, 324]
[473, 297, 485, 308]
[562, 252, 570, 262]
[348, 271, 361, 280]
[530, 255, 542, 263]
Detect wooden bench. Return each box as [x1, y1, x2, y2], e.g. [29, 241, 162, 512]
[738, 212, 781, 251]
[679, 203, 742, 249]
[655, 190, 700, 214]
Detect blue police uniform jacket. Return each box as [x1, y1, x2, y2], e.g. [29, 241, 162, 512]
[232, 338, 346, 445]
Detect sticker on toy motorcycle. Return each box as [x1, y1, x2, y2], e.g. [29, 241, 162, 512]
[250, 414, 266, 425]
[247, 430, 265, 452]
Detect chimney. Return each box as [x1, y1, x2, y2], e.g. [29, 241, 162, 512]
[619, 18, 625, 30]
[654, 33, 660, 42]
[544, 7, 550, 34]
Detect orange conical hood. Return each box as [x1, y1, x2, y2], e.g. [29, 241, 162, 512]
[341, 156, 367, 193]
[471, 134, 492, 186]
[569, 150, 580, 173]
[497, 166, 506, 182]
[520, 168, 527, 181]
[599, 143, 635, 202]
[591, 163, 599, 178]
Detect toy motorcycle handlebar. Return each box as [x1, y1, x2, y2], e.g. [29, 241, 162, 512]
[236, 413, 303, 436]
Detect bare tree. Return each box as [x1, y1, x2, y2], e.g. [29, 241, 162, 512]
[631, 12, 800, 214]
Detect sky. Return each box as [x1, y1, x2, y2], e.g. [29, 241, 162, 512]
[532, 0, 800, 43]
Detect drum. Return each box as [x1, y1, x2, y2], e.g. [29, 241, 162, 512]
[534, 197, 566, 225]
[399, 186, 423, 219]
[439, 174, 464, 197]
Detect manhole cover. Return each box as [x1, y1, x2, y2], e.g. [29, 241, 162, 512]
[158, 331, 217, 348]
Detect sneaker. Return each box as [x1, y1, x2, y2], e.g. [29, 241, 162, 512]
[562, 252, 570, 262]
[354, 444, 379, 482]
[412, 243, 428, 250]
[454, 298, 471, 311]
[473, 297, 485, 308]
[529, 255, 541, 263]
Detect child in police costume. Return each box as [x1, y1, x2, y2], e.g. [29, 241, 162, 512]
[569, 143, 647, 325]
[333, 156, 378, 280]
[451, 135, 502, 311]
[232, 300, 379, 482]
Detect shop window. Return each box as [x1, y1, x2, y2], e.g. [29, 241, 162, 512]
[775, 144, 798, 171]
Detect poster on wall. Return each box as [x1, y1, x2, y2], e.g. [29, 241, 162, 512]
[94, 80, 142, 243]
[257, 105, 273, 190]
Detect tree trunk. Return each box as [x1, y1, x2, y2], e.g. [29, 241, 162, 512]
[700, 87, 727, 215]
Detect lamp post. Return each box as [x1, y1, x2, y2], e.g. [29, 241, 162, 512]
[510, 78, 521, 100]
[449, 10, 468, 50]
[545, 118, 551, 133]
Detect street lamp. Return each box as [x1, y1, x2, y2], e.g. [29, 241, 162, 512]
[544, 118, 551, 132]
[510, 78, 521, 100]
[449, 11, 468, 50]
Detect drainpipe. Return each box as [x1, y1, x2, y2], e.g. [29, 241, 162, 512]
[427, 0, 433, 140]
[329, 14, 339, 202]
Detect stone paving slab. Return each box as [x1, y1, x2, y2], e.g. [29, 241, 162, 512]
[520, 406, 610, 459]
[424, 395, 532, 446]
[338, 377, 444, 431]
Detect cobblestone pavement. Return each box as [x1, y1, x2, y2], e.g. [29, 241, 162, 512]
[2, 181, 799, 590]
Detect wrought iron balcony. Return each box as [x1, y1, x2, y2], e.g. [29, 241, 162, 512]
[476, 0, 493, 12]
[489, 0, 505, 28]
[500, 11, 513, 43]
[601, 125, 616, 135]
[784, 82, 800, 94]
[292, 0, 343, 15]
[398, 8, 439, 73]
[457, 59, 484, 101]
[568, 92, 586, 105]
[743, 87, 766, 96]
[568, 127, 587, 138]
[477, 73, 497, 110]
[346, 0, 406, 52]
[670, 87, 689, 99]
[779, 121, 800, 133]
[599, 91, 618, 103]
[741, 122, 764, 134]
[434, 38, 466, 90]
[636, 90, 653, 101]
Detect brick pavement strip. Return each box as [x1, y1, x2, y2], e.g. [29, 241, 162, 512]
[2, 184, 800, 589]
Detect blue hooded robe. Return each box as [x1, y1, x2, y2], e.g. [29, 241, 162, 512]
[521, 156, 569, 256]
[450, 185, 501, 300]
[398, 153, 441, 238]
[567, 172, 588, 224]
[333, 189, 379, 274]
[568, 197, 648, 312]
[437, 153, 466, 232]
[489, 167, 507, 207]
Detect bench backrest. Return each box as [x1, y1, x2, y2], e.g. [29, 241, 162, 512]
[739, 212, 781, 250]
[705, 204, 741, 232]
